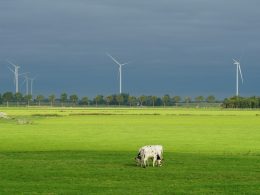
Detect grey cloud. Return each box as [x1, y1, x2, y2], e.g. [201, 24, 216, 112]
[0, 0, 260, 98]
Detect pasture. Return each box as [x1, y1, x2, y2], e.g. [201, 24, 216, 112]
[0, 107, 260, 194]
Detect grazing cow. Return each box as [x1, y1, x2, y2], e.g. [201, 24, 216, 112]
[135, 145, 164, 166]
[135, 145, 163, 167]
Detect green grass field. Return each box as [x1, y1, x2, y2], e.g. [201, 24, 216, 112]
[1, 107, 260, 194]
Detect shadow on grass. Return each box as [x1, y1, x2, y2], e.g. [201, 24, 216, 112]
[0, 151, 260, 194]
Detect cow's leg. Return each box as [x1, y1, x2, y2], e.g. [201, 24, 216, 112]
[143, 158, 146, 168]
[141, 158, 144, 167]
[152, 157, 156, 167]
[142, 156, 147, 168]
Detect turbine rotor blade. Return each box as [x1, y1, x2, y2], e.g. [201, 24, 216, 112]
[8, 66, 15, 74]
[121, 61, 130, 66]
[106, 53, 122, 66]
[23, 74, 29, 79]
[6, 60, 19, 68]
[19, 72, 29, 76]
[238, 64, 244, 83]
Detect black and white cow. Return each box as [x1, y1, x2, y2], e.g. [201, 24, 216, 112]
[135, 145, 163, 167]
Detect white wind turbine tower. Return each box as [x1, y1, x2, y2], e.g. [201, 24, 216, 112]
[106, 53, 128, 94]
[29, 77, 36, 96]
[23, 74, 30, 95]
[233, 59, 244, 96]
[7, 60, 20, 93]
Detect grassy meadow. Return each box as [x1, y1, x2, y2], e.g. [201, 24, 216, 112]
[0, 107, 260, 194]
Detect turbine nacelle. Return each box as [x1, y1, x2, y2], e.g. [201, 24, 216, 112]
[233, 59, 240, 66]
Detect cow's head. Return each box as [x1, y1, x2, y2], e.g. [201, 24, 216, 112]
[135, 153, 142, 165]
[156, 155, 162, 166]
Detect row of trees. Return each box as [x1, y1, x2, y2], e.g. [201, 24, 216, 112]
[222, 96, 260, 108]
[1, 92, 259, 108]
[0, 92, 218, 107]
[0, 92, 83, 107]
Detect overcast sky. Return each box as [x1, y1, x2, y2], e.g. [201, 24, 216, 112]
[0, 0, 260, 99]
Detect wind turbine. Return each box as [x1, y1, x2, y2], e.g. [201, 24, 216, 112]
[7, 60, 20, 93]
[233, 59, 244, 96]
[106, 53, 128, 94]
[29, 77, 36, 96]
[22, 74, 30, 95]
[19, 71, 30, 94]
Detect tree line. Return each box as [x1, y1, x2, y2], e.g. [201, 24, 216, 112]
[1, 92, 259, 108]
[222, 96, 260, 109]
[0, 92, 218, 107]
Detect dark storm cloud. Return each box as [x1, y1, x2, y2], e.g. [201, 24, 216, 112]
[0, 0, 260, 98]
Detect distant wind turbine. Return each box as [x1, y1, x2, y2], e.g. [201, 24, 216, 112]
[233, 59, 244, 96]
[29, 77, 36, 96]
[7, 60, 20, 93]
[24, 74, 29, 95]
[106, 53, 129, 94]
